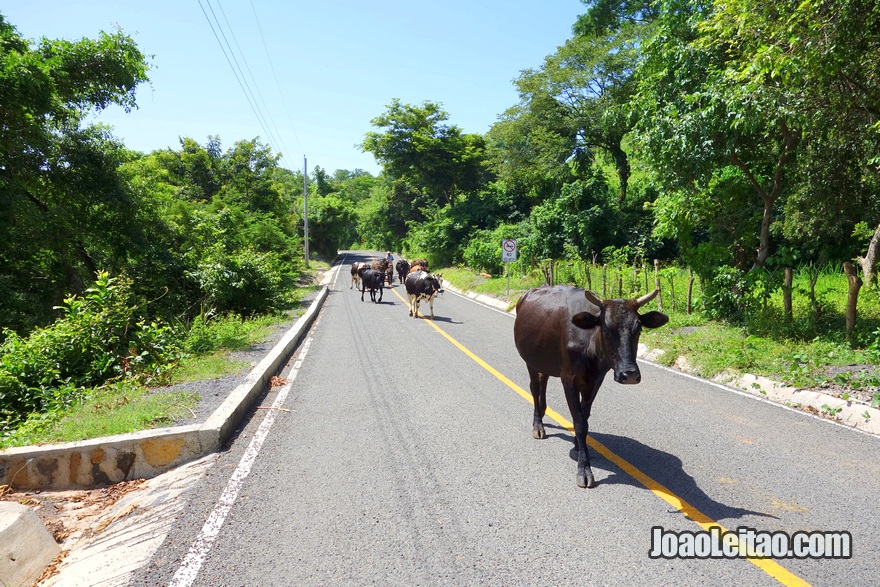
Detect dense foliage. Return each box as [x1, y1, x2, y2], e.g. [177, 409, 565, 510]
[0, 15, 310, 433]
[3, 1, 880, 432]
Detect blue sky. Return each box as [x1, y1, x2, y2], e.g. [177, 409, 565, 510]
[4, 1, 585, 175]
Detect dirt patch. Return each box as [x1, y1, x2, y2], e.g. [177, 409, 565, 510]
[1, 478, 147, 583]
[815, 364, 880, 405]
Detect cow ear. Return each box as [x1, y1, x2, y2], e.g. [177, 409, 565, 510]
[572, 311, 600, 330]
[640, 311, 669, 329]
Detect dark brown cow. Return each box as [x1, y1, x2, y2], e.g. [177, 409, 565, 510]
[360, 269, 385, 303]
[513, 286, 668, 488]
[396, 259, 411, 284]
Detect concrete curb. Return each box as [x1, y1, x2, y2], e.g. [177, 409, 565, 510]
[0, 285, 329, 491]
[640, 347, 880, 437]
[440, 280, 518, 314]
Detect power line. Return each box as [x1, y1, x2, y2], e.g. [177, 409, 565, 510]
[215, 0, 291, 162]
[196, 0, 291, 168]
[249, 0, 303, 155]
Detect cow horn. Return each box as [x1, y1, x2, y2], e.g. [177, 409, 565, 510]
[583, 290, 603, 307]
[636, 289, 660, 307]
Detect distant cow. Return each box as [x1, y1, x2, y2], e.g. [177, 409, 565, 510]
[396, 259, 411, 284]
[409, 258, 428, 273]
[404, 270, 443, 319]
[350, 262, 370, 290]
[513, 286, 668, 488]
[360, 269, 385, 303]
[385, 263, 394, 285]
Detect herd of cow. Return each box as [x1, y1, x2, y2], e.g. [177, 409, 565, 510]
[349, 256, 444, 320]
[348, 253, 670, 489]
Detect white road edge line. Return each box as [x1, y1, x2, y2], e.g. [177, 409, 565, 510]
[168, 336, 313, 587]
[443, 286, 513, 317]
[643, 358, 880, 439]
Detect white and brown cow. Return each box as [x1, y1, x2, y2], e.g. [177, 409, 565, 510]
[350, 262, 370, 290]
[404, 270, 443, 319]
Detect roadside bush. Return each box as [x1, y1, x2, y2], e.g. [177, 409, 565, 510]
[182, 313, 252, 355]
[0, 273, 179, 432]
[189, 247, 293, 316]
[402, 215, 458, 269]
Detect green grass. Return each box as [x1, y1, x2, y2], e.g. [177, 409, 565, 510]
[439, 262, 880, 395]
[440, 265, 542, 309]
[0, 275, 325, 448]
[2, 381, 198, 447]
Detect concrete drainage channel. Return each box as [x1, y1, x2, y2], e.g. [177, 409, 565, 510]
[0, 283, 330, 587]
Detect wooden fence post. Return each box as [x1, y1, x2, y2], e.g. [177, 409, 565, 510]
[618, 266, 624, 297]
[783, 267, 793, 322]
[653, 259, 663, 312]
[585, 262, 592, 291]
[542, 260, 553, 286]
[687, 267, 695, 315]
[843, 261, 863, 342]
[602, 264, 608, 298]
[643, 262, 648, 293]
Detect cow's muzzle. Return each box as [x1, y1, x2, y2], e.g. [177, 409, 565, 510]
[614, 367, 641, 384]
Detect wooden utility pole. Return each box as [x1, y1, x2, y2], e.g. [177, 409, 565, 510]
[303, 156, 310, 268]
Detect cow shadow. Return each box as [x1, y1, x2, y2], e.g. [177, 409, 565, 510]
[557, 430, 778, 523]
[421, 316, 462, 325]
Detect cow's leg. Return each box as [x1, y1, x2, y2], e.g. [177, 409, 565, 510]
[408, 295, 414, 316]
[428, 295, 435, 319]
[377, 286, 383, 303]
[360, 283, 366, 302]
[562, 376, 596, 488]
[527, 365, 548, 439]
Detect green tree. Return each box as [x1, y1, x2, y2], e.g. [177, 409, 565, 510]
[221, 138, 284, 216]
[700, 0, 880, 277]
[634, 0, 805, 268]
[361, 99, 490, 214]
[0, 14, 150, 332]
[509, 20, 643, 200]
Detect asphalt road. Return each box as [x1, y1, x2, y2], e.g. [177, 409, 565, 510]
[132, 251, 880, 586]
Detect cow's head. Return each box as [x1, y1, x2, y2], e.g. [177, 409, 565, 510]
[571, 289, 668, 384]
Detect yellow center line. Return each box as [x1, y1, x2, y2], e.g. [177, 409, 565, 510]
[390, 283, 809, 586]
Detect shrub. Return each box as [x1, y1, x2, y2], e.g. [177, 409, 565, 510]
[0, 272, 178, 431]
[189, 247, 293, 316]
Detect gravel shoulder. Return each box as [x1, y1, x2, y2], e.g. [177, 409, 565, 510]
[150, 285, 324, 427]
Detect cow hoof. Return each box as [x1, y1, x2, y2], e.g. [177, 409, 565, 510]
[532, 426, 546, 439]
[577, 472, 596, 489]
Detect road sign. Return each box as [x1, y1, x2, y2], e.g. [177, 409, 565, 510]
[501, 239, 517, 262]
